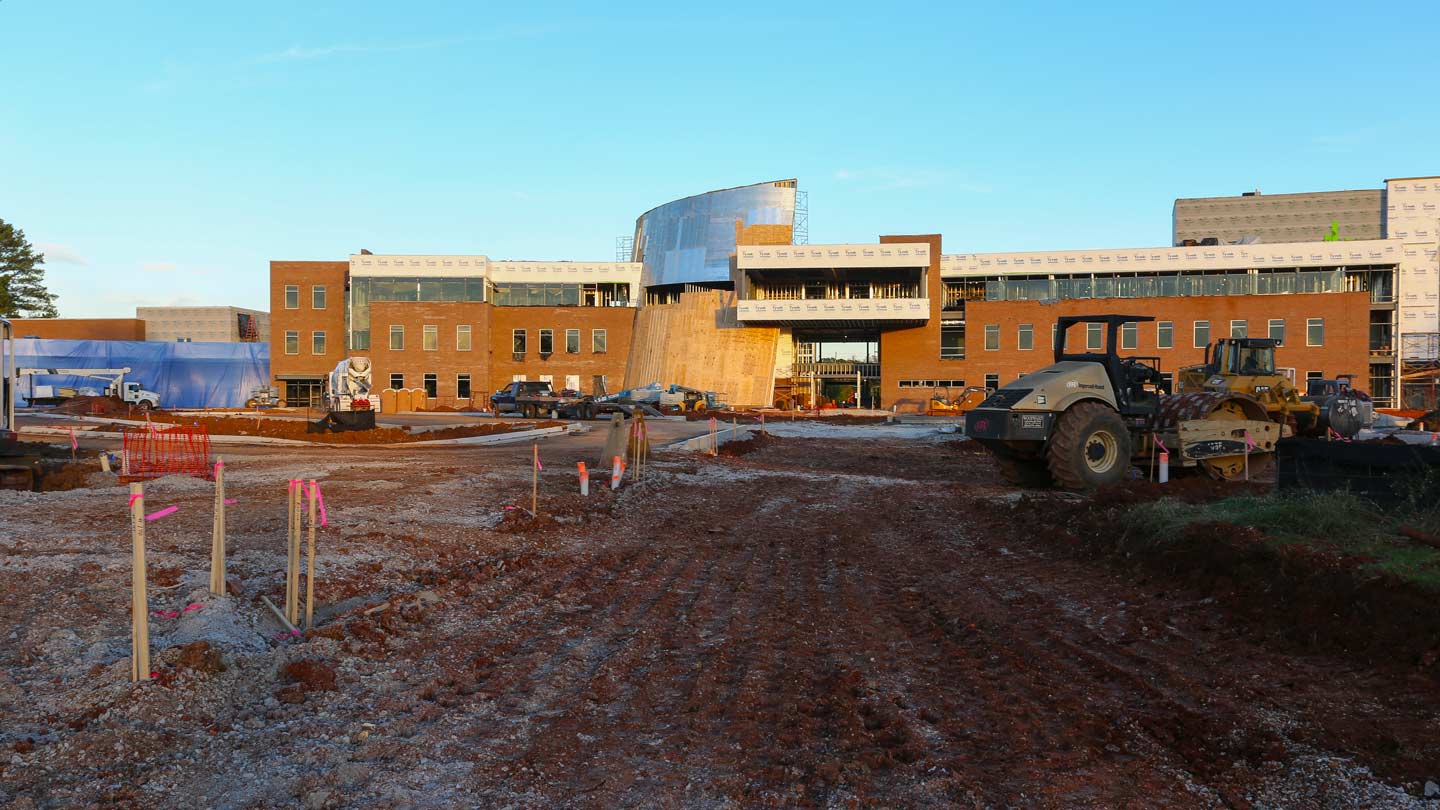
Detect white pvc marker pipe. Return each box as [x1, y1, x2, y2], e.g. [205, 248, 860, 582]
[1158, 451, 1170, 484]
[578, 461, 589, 496]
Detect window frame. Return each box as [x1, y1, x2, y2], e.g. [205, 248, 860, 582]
[1306, 317, 1324, 347]
[512, 328, 526, 354]
[284, 330, 299, 355]
[422, 324, 438, 352]
[1086, 322, 1103, 351]
[456, 324, 472, 352]
[983, 324, 1000, 351]
[389, 373, 404, 389]
[984, 373, 1000, 390]
[1268, 318, 1286, 346]
[389, 325, 404, 351]
[284, 285, 299, 310]
[422, 373, 438, 399]
[592, 329, 607, 354]
[1120, 321, 1138, 351]
[1017, 323, 1034, 351]
[539, 328, 554, 355]
[1156, 320, 1174, 349]
[565, 328, 580, 354]
[312, 285, 326, 310]
[1193, 320, 1211, 348]
[457, 373, 472, 399]
[311, 330, 326, 355]
[1230, 319, 1247, 338]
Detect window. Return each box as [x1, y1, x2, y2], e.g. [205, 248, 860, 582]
[457, 325, 472, 351]
[1160, 372, 1174, 393]
[1121, 321, 1137, 350]
[422, 325, 438, 351]
[389, 325, 404, 350]
[312, 285, 326, 309]
[284, 285, 298, 309]
[565, 328, 580, 354]
[457, 374, 472, 398]
[1052, 323, 1059, 349]
[513, 329, 526, 354]
[1157, 320, 1173, 349]
[1307, 318, 1324, 346]
[1018, 323, 1034, 351]
[423, 373, 437, 399]
[539, 329, 554, 354]
[1306, 371, 1324, 383]
[1230, 319, 1247, 338]
[311, 331, 326, 355]
[1086, 322, 1103, 351]
[592, 329, 607, 353]
[284, 330, 299, 355]
[941, 324, 966, 359]
[1269, 319, 1286, 345]
[389, 373, 404, 389]
[984, 373, 999, 390]
[984, 324, 999, 351]
[1193, 320, 1210, 348]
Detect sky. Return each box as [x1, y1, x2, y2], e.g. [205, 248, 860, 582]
[1, 1, 1437, 318]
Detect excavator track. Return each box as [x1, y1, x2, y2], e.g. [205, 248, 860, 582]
[1152, 391, 1276, 480]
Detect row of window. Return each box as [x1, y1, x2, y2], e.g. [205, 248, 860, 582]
[283, 331, 328, 355]
[284, 326, 612, 355]
[384, 373, 606, 400]
[283, 285, 326, 310]
[908, 369, 1340, 393]
[973, 318, 1325, 353]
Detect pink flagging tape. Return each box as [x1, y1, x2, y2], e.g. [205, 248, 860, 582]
[273, 629, 302, 640]
[151, 605, 202, 619]
[68, 427, 78, 450]
[312, 481, 328, 527]
[127, 493, 142, 509]
[145, 505, 179, 522]
[535, 454, 543, 471]
[214, 460, 224, 475]
[1244, 431, 1257, 451]
[1153, 434, 1168, 453]
[224, 498, 237, 505]
[288, 479, 300, 492]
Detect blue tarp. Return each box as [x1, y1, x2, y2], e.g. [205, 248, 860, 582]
[13, 338, 270, 409]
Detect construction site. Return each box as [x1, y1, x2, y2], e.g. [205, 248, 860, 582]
[5, 308, 1440, 809]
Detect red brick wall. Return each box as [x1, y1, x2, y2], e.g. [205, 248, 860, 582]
[368, 302, 491, 402]
[876, 290, 1371, 411]
[269, 261, 348, 381]
[10, 318, 146, 341]
[878, 234, 944, 412]
[489, 306, 635, 396]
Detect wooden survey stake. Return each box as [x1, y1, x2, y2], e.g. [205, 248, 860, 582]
[130, 483, 151, 682]
[305, 479, 318, 629]
[531, 444, 540, 518]
[210, 457, 226, 596]
[285, 481, 302, 625]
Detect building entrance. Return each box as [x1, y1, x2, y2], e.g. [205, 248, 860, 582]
[790, 331, 880, 409]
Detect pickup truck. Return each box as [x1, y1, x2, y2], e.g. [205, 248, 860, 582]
[490, 381, 596, 419]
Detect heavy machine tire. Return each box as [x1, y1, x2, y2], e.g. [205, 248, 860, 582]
[1046, 402, 1133, 491]
[992, 448, 1054, 488]
[245, 398, 259, 409]
[137, 400, 154, 411]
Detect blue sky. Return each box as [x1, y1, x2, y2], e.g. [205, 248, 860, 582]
[1, 1, 1436, 318]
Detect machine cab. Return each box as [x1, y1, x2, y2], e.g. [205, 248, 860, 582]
[1205, 338, 1277, 378]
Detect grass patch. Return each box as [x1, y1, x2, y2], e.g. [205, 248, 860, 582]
[1128, 490, 1440, 591]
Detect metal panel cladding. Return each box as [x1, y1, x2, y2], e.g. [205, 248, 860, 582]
[633, 179, 797, 288]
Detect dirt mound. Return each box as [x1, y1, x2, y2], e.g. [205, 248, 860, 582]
[717, 433, 783, 457]
[282, 659, 338, 693]
[129, 415, 564, 444]
[175, 641, 225, 674]
[49, 395, 128, 415]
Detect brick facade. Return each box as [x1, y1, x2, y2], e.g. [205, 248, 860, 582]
[488, 306, 635, 397]
[269, 261, 348, 384]
[878, 234, 945, 412]
[880, 291, 1371, 411]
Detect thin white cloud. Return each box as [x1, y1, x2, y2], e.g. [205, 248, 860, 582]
[35, 243, 90, 266]
[142, 262, 178, 273]
[255, 39, 465, 63]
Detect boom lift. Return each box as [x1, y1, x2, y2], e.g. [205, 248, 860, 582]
[17, 367, 160, 410]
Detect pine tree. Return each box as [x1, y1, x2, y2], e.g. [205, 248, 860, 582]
[0, 218, 59, 318]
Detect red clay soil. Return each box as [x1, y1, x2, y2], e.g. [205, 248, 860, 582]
[47, 395, 129, 415]
[5, 436, 1439, 806]
[119, 415, 564, 444]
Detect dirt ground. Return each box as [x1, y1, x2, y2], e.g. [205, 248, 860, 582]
[1, 428, 1438, 808]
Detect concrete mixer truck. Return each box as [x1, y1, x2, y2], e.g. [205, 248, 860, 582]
[317, 356, 378, 431]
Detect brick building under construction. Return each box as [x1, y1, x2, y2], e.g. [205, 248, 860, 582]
[270, 176, 1440, 412]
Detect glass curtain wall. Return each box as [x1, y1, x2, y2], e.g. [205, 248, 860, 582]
[633, 180, 797, 287]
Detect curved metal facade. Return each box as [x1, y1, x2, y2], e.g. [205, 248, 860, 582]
[633, 179, 797, 288]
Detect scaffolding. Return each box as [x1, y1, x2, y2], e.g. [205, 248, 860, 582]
[615, 235, 635, 263]
[792, 190, 809, 245]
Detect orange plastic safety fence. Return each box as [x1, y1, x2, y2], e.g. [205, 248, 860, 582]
[120, 424, 214, 483]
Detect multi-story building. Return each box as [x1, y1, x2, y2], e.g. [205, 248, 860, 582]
[137, 306, 269, 343]
[269, 256, 639, 407]
[270, 174, 1439, 412]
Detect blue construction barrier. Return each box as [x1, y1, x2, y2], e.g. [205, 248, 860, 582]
[13, 338, 270, 409]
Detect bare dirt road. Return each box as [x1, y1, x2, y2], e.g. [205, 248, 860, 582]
[1, 429, 1436, 808]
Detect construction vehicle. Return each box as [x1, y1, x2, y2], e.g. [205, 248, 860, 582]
[316, 357, 378, 431]
[965, 315, 1279, 490]
[927, 385, 989, 417]
[18, 367, 160, 410]
[1, 318, 16, 451]
[245, 385, 281, 409]
[1178, 338, 1370, 438]
[491, 380, 596, 419]
[595, 382, 724, 414]
[1301, 374, 1375, 438]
